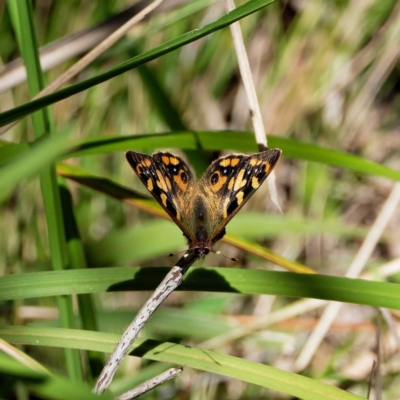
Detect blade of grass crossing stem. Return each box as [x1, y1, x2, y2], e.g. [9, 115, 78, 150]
[10, 0, 83, 381]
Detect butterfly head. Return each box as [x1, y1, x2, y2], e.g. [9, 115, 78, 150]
[192, 246, 210, 258]
[192, 247, 238, 262]
[168, 245, 211, 259]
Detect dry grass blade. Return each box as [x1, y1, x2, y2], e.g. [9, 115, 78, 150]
[0, 337, 49, 373]
[294, 183, 400, 371]
[342, 2, 400, 143]
[114, 368, 182, 400]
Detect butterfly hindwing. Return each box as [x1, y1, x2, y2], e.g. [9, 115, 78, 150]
[125, 151, 194, 237]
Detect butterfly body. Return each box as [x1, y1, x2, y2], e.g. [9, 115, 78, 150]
[126, 149, 281, 257]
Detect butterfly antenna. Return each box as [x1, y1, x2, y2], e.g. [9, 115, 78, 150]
[210, 249, 238, 262]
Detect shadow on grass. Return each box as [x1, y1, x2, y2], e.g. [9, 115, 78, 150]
[108, 267, 240, 294]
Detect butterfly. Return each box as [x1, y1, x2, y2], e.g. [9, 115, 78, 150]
[125, 149, 282, 258]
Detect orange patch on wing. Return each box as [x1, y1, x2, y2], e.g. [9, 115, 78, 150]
[251, 176, 259, 189]
[236, 191, 244, 205]
[162, 156, 170, 165]
[160, 193, 168, 207]
[211, 175, 227, 192]
[230, 158, 240, 167]
[165, 176, 172, 190]
[228, 177, 235, 190]
[172, 199, 181, 219]
[147, 179, 154, 191]
[156, 170, 168, 192]
[249, 158, 258, 166]
[233, 169, 247, 191]
[264, 162, 271, 173]
[144, 158, 152, 167]
[169, 157, 180, 165]
[219, 158, 231, 167]
[222, 197, 230, 218]
[173, 173, 188, 191]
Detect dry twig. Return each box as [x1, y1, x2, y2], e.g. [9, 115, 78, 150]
[114, 368, 182, 400]
[93, 252, 197, 395]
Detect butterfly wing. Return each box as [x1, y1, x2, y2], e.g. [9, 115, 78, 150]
[125, 151, 195, 239]
[199, 149, 282, 245]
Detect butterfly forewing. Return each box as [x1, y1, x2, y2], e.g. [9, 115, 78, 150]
[151, 152, 194, 198]
[199, 149, 282, 244]
[125, 151, 194, 238]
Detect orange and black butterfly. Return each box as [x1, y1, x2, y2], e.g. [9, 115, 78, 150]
[126, 149, 281, 257]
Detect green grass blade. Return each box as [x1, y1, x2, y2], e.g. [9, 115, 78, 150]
[59, 179, 102, 377]
[1, 267, 399, 310]
[66, 131, 400, 182]
[69, 132, 200, 157]
[0, 327, 364, 400]
[0, 140, 29, 166]
[0, 133, 71, 202]
[10, 0, 83, 381]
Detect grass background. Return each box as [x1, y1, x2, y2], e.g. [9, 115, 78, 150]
[1, 0, 400, 399]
